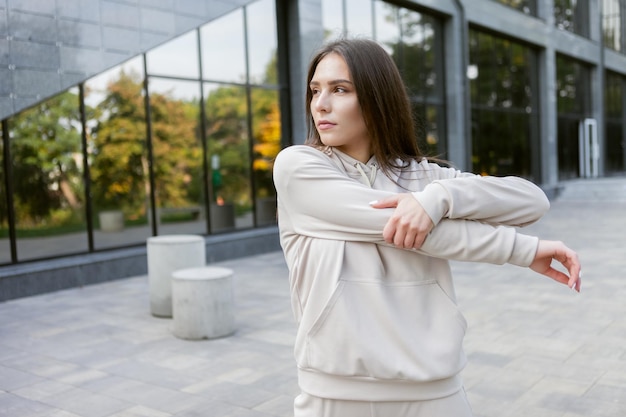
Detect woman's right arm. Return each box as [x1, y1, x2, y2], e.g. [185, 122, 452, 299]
[274, 146, 538, 267]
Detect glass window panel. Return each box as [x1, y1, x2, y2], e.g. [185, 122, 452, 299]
[346, 0, 373, 38]
[84, 57, 143, 109]
[0, 127, 9, 264]
[470, 31, 534, 110]
[605, 71, 625, 174]
[373, 1, 400, 54]
[556, 54, 591, 180]
[411, 103, 440, 158]
[469, 29, 536, 178]
[322, 0, 344, 40]
[148, 78, 204, 235]
[556, 54, 589, 114]
[246, 0, 278, 85]
[84, 57, 152, 249]
[399, 11, 438, 99]
[9, 88, 88, 261]
[201, 9, 246, 83]
[471, 110, 532, 177]
[605, 120, 625, 174]
[204, 83, 251, 232]
[470, 31, 495, 107]
[602, 0, 622, 52]
[557, 115, 581, 180]
[373, 1, 445, 158]
[146, 30, 199, 79]
[510, 43, 533, 109]
[251, 87, 280, 226]
[554, 0, 589, 37]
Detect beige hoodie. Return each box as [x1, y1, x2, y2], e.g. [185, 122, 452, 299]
[273, 145, 549, 402]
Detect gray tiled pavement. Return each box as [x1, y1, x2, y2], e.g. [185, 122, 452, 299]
[1, 177, 626, 417]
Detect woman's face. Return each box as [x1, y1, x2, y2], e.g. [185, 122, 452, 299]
[309, 53, 371, 163]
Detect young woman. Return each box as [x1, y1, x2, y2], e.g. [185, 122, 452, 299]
[273, 38, 581, 417]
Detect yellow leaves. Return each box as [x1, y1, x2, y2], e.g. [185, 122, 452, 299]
[253, 100, 281, 173]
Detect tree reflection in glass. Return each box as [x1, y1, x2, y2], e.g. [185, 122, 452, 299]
[8, 88, 88, 260]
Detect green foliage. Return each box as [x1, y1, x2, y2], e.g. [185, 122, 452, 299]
[150, 92, 202, 208]
[89, 70, 147, 214]
[9, 90, 83, 224]
[5, 49, 283, 234]
[205, 85, 252, 208]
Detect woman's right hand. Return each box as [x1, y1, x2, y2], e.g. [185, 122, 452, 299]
[370, 193, 434, 250]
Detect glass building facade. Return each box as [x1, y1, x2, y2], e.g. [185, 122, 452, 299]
[1, 0, 283, 265]
[1, 0, 626, 297]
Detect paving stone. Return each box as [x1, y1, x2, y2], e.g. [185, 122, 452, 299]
[38, 387, 132, 417]
[12, 380, 75, 401]
[0, 365, 44, 391]
[105, 405, 172, 417]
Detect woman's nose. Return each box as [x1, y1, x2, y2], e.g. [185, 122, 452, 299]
[313, 91, 329, 112]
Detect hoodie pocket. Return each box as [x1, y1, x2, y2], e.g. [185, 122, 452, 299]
[305, 279, 467, 381]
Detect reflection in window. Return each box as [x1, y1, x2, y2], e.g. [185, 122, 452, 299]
[605, 71, 625, 174]
[8, 88, 88, 261]
[375, 3, 444, 157]
[85, 57, 152, 249]
[603, 0, 622, 52]
[556, 55, 589, 114]
[148, 79, 204, 234]
[469, 30, 537, 178]
[346, 0, 373, 38]
[204, 83, 251, 232]
[0, 125, 9, 264]
[246, 0, 278, 84]
[0, 0, 284, 265]
[322, 0, 345, 39]
[556, 54, 591, 180]
[492, 0, 536, 15]
[554, 0, 589, 37]
[251, 88, 280, 225]
[201, 8, 246, 83]
[322, 0, 373, 39]
[146, 31, 199, 79]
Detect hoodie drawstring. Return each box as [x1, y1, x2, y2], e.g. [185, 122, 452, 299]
[355, 163, 377, 188]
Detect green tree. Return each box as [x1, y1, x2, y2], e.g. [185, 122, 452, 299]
[10, 90, 83, 224]
[149, 91, 202, 209]
[90, 71, 201, 219]
[89, 70, 147, 216]
[205, 85, 251, 208]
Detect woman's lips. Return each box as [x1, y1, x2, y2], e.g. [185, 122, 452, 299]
[317, 120, 335, 130]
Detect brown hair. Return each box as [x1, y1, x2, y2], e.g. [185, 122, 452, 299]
[305, 38, 425, 175]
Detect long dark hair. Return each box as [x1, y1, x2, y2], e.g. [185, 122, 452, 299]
[305, 38, 425, 175]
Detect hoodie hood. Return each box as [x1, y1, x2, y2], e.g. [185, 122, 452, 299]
[327, 146, 379, 187]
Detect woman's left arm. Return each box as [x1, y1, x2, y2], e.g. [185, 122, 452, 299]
[402, 161, 550, 228]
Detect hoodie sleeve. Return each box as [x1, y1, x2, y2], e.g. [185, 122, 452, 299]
[274, 146, 538, 267]
[411, 161, 550, 228]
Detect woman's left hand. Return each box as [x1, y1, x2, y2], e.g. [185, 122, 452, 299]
[529, 240, 582, 292]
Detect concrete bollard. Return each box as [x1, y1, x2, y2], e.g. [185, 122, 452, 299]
[146, 235, 205, 317]
[171, 266, 236, 340]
